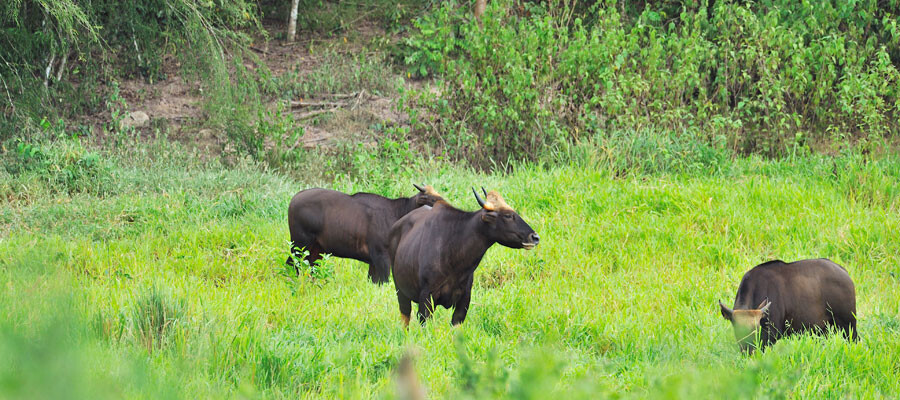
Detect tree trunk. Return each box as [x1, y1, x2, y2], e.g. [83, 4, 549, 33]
[474, 0, 487, 20]
[287, 0, 300, 42]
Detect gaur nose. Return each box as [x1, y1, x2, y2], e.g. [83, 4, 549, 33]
[529, 233, 540, 244]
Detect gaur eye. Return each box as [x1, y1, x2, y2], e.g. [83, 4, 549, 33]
[504, 213, 513, 219]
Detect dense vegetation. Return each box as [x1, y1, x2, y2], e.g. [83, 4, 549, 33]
[4, 0, 899, 165]
[2, 0, 900, 398]
[401, 0, 900, 165]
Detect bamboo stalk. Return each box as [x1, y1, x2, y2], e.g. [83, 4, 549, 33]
[55, 51, 69, 82]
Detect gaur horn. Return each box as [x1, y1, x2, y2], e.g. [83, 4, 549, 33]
[414, 183, 425, 192]
[473, 187, 486, 208]
[481, 187, 488, 197]
[758, 298, 771, 314]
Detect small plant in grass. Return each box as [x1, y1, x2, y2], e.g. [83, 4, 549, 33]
[257, 104, 305, 169]
[283, 243, 334, 286]
[105, 81, 135, 146]
[4, 118, 112, 195]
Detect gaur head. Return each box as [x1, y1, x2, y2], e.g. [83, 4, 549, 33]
[719, 299, 771, 354]
[413, 183, 443, 206]
[473, 187, 540, 249]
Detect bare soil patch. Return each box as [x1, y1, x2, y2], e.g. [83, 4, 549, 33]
[79, 19, 413, 155]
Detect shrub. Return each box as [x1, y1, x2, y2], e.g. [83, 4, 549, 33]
[400, 0, 900, 168]
[2, 118, 113, 196]
[283, 245, 335, 286]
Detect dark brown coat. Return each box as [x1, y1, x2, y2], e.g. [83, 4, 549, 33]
[389, 189, 539, 326]
[287, 185, 442, 283]
[719, 258, 857, 353]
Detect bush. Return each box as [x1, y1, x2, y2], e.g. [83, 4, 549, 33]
[400, 0, 900, 168]
[283, 245, 335, 286]
[2, 118, 113, 196]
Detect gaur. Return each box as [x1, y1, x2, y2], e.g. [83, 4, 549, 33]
[389, 188, 540, 326]
[719, 258, 857, 353]
[286, 184, 442, 284]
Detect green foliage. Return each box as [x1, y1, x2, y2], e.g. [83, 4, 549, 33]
[2, 118, 112, 197]
[258, 104, 306, 168]
[328, 123, 416, 189]
[0, 0, 262, 140]
[265, 51, 403, 100]
[104, 81, 138, 146]
[400, 0, 900, 167]
[284, 245, 335, 284]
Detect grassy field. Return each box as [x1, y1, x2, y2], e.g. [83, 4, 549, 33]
[2, 142, 900, 399]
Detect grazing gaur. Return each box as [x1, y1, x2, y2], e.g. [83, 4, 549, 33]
[389, 188, 540, 327]
[719, 258, 857, 353]
[286, 184, 443, 284]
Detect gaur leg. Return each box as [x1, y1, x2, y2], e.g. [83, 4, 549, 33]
[827, 304, 859, 341]
[451, 276, 473, 326]
[397, 291, 412, 329]
[450, 293, 471, 326]
[305, 242, 323, 266]
[417, 289, 435, 324]
[836, 315, 859, 341]
[367, 246, 391, 284]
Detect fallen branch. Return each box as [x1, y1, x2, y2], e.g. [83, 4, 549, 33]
[291, 90, 372, 117]
[285, 134, 330, 151]
[295, 107, 340, 120]
[290, 100, 348, 108]
[318, 92, 361, 99]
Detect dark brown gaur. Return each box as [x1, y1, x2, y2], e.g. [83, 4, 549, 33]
[286, 184, 442, 284]
[719, 258, 858, 354]
[388, 187, 540, 326]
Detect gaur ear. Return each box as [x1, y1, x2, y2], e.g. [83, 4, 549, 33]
[719, 300, 733, 321]
[481, 211, 498, 223]
[758, 298, 771, 315]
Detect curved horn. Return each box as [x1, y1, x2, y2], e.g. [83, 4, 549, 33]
[413, 183, 425, 192]
[481, 187, 488, 197]
[758, 298, 771, 315]
[473, 187, 486, 208]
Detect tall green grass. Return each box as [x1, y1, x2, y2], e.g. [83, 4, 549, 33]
[2, 143, 899, 398]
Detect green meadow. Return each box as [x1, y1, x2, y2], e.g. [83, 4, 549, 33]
[3, 142, 899, 399]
